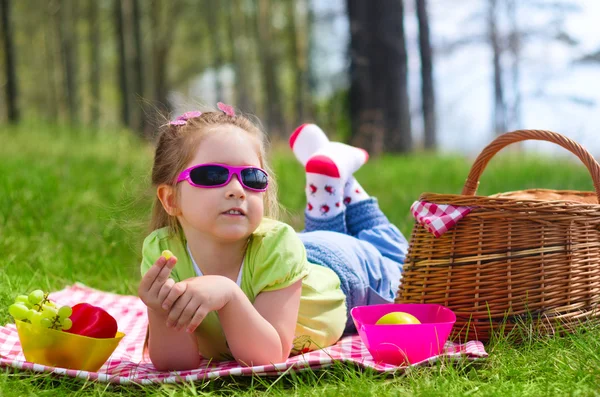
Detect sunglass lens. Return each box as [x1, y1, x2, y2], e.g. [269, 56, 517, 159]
[241, 168, 268, 190]
[189, 165, 229, 186]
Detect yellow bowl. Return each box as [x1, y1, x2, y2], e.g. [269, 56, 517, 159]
[15, 320, 125, 372]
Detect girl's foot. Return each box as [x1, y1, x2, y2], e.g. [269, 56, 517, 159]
[304, 143, 369, 218]
[343, 177, 371, 206]
[289, 124, 329, 166]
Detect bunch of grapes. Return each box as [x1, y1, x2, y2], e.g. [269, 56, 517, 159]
[8, 289, 73, 331]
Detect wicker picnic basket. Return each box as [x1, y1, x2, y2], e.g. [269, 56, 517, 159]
[396, 130, 600, 342]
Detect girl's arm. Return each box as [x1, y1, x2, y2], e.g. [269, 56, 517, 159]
[218, 279, 303, 366]
[139, 255, 201, 371]
[146, 308, 201, 371]
[162, 275, 303, 367]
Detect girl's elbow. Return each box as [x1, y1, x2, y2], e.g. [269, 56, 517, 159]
[150, 352, 200, 372]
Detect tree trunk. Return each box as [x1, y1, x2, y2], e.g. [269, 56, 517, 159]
[0, 0, 19, 123]
[256, 0, 284, 137]
[43, 2, 58, 121]
[59, 0, 79, 125]
[506, 0, 521, 130]
[380, 0, 412, 153]
[242, 0, 259, 113]
[205, 0, 223, 102]
[150, 0, 176, 120]
[52, 0, 68, 121]
[228, 0, 250, 112]
[88, 0, 100, 128]
[416, 0, 436, 150]
[348, 0, 411, 154]
[132, 0, 146, 133]
[114, 0, 130, 127]
[306, 0, 319, 125]
[489, 0, 506, 135]
[286, 0, 308, 127]
[347, 0, 382, 154]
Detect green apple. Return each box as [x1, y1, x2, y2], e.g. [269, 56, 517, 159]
[375, 311, 421, 325]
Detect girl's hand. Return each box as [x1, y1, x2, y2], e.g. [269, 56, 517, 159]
[138, 255, 182, 313]
[162, 275, 237, 333]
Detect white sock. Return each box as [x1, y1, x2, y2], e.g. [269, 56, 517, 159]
[308, 142, 369, 181]
[305, 173, 345, 217]
[289, 124, 329, 166]
[305, 143, 369, 218]
[343, 177, 370, 206]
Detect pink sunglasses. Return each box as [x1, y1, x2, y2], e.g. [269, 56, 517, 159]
[176, 163, 269, 192]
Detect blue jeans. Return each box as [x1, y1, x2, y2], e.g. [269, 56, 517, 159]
[298, 198, 408, 333]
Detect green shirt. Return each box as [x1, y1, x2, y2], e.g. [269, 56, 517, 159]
[140, 218, 347, 360]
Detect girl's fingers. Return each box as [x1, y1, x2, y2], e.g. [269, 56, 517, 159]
[148, 257, 177, 295]
[186, 306, 208, 333]
[166, 291, 192, 328]
[175, 299, 201, 331]
[157, 278, 175, 304]
[138, 256, 167, 294]
[162, 281, 186, 311]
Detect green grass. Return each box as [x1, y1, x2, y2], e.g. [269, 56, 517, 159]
[2, 123, 600, 395]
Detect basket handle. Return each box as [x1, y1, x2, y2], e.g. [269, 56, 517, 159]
[462, 129, 600, 202]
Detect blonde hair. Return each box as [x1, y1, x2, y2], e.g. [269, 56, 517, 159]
[149, 109, 280, 234]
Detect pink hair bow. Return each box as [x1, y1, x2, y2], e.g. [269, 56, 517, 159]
[169, 111, 202, 126]
[217, 102, 235, 117]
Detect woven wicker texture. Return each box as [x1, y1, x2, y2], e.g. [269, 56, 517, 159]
[397, 130, 600, 342]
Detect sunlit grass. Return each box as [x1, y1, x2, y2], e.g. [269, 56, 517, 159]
[1, 123, 600, 395]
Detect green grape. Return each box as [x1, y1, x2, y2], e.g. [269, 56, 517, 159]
[28, 290, 44, 305]
[15, 295, 29, 305]
[45, 300, 56, 308]
[8, 303, 30, 321]
[57, 305, 72, 319]
[61, 318, 73, 331]
[29, 311, 43, 326]
[41, 305, 58, 319]
[40, 317, 52, 328]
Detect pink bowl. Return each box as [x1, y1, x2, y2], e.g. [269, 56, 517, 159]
[351, 303, 456, 366]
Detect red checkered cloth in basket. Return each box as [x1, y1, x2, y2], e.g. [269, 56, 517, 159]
[411, 201, 473, 238]
[0, 284, 487, 384]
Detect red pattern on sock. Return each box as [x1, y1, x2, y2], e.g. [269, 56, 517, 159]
[305, 155, 341, 178]
[289, 123, 308, 149]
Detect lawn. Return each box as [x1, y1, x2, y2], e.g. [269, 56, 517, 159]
[1, 123, 600, 396]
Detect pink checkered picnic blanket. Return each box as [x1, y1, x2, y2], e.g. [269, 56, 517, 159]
[411, 201, 473, 238]
[0, 284, 487, 384]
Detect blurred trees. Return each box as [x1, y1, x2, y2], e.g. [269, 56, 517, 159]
[256, 0, 285, 137]
[0, 0, 18, 123]
[0, 0, 432, 152]
[488, 0, 506, 135]
[87, 0, 101, 128]
[485, 0, 581, 134]
[347, 0, 412, 155]
[416, 0, 436, 150]
[58, 0, 79, 124]
[0, 0, 595, 153]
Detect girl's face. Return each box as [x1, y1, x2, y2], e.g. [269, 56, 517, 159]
[176, 125, 265, 243]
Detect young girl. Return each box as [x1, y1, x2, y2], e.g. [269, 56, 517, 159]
[138, 105, 408, 371]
